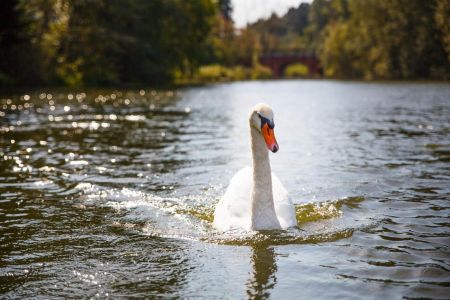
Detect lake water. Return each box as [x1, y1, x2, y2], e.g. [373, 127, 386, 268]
[1, 80, 449, 299]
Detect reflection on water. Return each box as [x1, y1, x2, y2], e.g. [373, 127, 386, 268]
[1, 81, 449, 298]
[247, 245, 277, 299]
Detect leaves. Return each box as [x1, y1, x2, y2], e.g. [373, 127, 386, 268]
[1, 0, 217, 86]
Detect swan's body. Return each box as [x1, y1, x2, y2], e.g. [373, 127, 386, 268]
[214, 104, 297, 231]
[214, 167, 297, 231]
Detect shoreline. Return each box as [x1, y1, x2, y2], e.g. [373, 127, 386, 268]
[1, 78, 450, 95]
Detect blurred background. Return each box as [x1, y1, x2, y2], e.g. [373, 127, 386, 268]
[0, 0, 449, 87]
[1, 1, 450, 298]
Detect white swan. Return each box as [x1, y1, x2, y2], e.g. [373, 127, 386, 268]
[214, 103, 297, 231]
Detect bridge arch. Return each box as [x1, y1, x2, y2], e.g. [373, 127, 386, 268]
[259, 53, 321, 77]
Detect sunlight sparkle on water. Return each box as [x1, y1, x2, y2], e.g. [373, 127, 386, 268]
[0, 83, 448, 299]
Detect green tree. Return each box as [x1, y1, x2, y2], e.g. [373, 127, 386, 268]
[0, 0, 47, 86]
[1, 0, 217, 86]
[218, 0, 233, 22]
[316, 0, 450, 79]
[286, 3, 310, 35]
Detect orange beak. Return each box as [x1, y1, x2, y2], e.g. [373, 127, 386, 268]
[262, 123, 279, 153]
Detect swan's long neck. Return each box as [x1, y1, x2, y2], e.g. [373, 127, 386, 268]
[250, 126, 281, 230]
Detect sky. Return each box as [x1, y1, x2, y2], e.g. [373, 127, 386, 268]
[232, 0, 311, 28]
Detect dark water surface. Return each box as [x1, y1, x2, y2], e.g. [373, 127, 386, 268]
[1, 81, 449, 299]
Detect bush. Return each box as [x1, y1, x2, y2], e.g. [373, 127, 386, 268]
[0, 72, 13, 87]
[284, 63, 309, 77]
[229, 66, 248, 80]
[197, 65, 228, 81]
[251, 65, 272, 79]
[183, 64, 273, 83]
[196, 64, 251, 82]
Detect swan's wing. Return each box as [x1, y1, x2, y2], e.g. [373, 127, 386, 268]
[273, 173, 298, 228]
[214, 167, 252, 231]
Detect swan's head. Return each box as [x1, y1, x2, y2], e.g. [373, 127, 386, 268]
[249, 103, 279, 153]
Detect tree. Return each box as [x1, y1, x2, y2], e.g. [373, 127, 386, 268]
[218, 0, 233, 22]
[286, 3, 310, 35]
[316, 0, 450, 79]
[0, 0, 47, 86]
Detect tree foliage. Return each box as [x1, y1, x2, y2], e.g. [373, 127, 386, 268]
[245, 0, 449, 79]
[0, 0, 216, 86]
[317, 0, 449, 79]
[218, 0, 233, 22]
[0, 0, 449, 86]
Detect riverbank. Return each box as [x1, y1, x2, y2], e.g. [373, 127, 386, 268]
[2, 74, 450, 95]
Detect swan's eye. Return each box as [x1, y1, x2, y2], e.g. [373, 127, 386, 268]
[258, 113, 274, 129]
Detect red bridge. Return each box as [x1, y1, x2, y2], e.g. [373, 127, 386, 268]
[259, 52, 321, 77]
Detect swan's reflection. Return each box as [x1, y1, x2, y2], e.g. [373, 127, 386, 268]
[246, 244, 277, 299]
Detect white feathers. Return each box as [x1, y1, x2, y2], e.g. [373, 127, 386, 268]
[213, 166, 297, 231]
